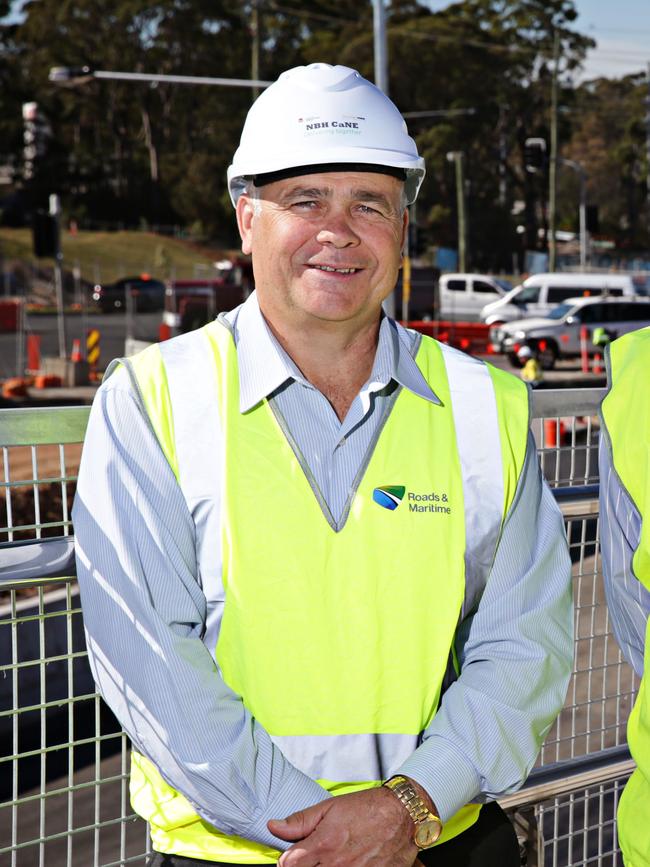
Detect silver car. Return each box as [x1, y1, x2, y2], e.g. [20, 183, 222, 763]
[489, 296, 650, 369]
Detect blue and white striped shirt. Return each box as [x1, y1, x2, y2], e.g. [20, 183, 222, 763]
[599, 435, 650, 677]
[73, 292, 572, 851]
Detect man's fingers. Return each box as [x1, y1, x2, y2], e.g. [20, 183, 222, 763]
[277, 842, 320, 867]
[267, 812, 310, 841]
[268, 802, 329, 841]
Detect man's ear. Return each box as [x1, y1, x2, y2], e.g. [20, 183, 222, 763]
[236, 195, 255, 255]
[400, 207, 409, 256]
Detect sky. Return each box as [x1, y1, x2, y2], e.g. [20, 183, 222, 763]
[571, 0, 650, 80]
[424, 1, 650, 80]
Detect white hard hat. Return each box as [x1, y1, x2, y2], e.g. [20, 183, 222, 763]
[227, 63, 425, 207]
[517, 345, 533, 359]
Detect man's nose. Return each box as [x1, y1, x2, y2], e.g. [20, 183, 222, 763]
[315, 212, 360, 247]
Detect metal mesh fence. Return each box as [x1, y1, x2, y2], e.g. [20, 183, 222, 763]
[0, 581, 149, 867]
[537, 514, 639, 768]
[530, 388, 603, 491]
[0, 408, 150, 866]
[528, 390, 639, 774]
[0, 394, 640, 865]
[535, 777, 629, 867]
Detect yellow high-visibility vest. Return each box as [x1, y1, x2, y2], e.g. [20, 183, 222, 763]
[601, 327, 650, 867]
[126, 319, 529, 863]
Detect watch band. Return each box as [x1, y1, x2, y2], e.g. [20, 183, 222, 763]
[382, 775, 443, 849]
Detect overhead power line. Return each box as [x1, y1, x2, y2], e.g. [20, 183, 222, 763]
[265, 2, 358, 25]
[263, 2, 577, 60]
[402, 108, 476, 118]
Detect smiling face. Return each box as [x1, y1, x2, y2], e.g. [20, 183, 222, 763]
[236, 171, 407, 335]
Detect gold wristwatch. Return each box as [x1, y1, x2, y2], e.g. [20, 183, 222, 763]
[382, 775, 443, 850]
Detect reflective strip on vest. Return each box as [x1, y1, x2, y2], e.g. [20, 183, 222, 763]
[438, 342, 503, 618]
[127, 321, 528, 863]
[159, 332, 226, 656]
[601, 327, 650, 867]
[270, 732, 418, 784]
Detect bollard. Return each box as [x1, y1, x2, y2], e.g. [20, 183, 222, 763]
[26, 334, 41, 373]
[580, 326, 589, 374]
[86, 328, 100, 377]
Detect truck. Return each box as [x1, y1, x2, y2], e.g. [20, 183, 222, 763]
[124, 259, 253, 356]
[161, 259, 253, 338]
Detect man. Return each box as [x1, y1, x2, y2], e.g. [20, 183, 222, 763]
[73, 63, 572, 866]
[517, 345, 543, 387]
[599, 327, 650, 866]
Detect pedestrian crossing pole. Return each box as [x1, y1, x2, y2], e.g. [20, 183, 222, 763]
[86, 328, 100, 378]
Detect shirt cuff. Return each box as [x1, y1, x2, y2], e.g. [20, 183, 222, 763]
[396, 736, 480, 823]
[246, 774, 331, 851]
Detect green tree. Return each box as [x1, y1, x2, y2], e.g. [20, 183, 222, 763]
[0, 0, 605, 265]
[559, 73, 648, 247]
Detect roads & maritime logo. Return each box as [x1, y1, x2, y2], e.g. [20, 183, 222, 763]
[373, 485, 452, 514]
[372, 485, 405, 511]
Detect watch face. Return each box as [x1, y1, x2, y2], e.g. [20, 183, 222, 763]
[415, 818, 442, 848]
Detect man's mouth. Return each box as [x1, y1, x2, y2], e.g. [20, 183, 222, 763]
[308, 264, 361, 274]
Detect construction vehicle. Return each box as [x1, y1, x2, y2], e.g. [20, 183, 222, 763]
[160, 259, 253, 339]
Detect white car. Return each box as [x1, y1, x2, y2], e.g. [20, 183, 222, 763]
[489, 296, 650, 369]
[437, 273, 508, 321]
[480, 272, 645, 326]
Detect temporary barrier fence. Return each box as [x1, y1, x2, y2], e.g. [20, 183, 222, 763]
[0, 392, 639, 866]
[408, 319, 492, 355]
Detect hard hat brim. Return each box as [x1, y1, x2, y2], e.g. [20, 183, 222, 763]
[228, 148, 425, 207]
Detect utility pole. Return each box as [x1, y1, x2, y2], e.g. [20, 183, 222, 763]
[373, 0, 388, 96]
[251, 0, 260, 103]
[49, 194, 67, 359]
[563, 160, 588, 270]
[447, 151, 468, 272]
[373, 0, 393, 315]
[548, 29, 560, 272]
[646, 62, 650, 238]
[498, 104, 508, 207]
[579, 168, 587, 270]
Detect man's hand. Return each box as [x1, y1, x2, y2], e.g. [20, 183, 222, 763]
[268, 786, 421, 866]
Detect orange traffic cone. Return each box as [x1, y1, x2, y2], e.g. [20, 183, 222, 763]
[70, 338, 83, 362]
[593, 352, 603, 374]
[544, 418, 566, 447]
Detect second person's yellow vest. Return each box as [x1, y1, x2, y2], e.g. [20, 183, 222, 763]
[601, 327, 650, 867]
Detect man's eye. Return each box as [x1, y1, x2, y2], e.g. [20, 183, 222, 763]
[357, 204, 382, 215]
[292, 200, 318, 210]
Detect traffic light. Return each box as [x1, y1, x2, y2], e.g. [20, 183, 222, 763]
[586, 205, 599, 234]
[22, 103, 52, 182]
[408, 223, 426, 257]
[524, 137, 547, 174]
[32, 210, 59, 258]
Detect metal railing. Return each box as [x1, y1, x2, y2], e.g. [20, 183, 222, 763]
[0, 392, 638, 866]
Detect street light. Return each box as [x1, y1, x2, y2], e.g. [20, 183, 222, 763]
[49, 66, 273, 89]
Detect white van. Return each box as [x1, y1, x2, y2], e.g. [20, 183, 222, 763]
[437, 273, 509, 321]
[480, 272, 646, 325]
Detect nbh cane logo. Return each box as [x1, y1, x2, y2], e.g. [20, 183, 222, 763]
[372, 485, 406, 511]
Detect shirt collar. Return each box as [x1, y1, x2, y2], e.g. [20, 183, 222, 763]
[228, 291, 440, 412]
[229, 293, 298, 412]
[391, 319, 441, 405]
